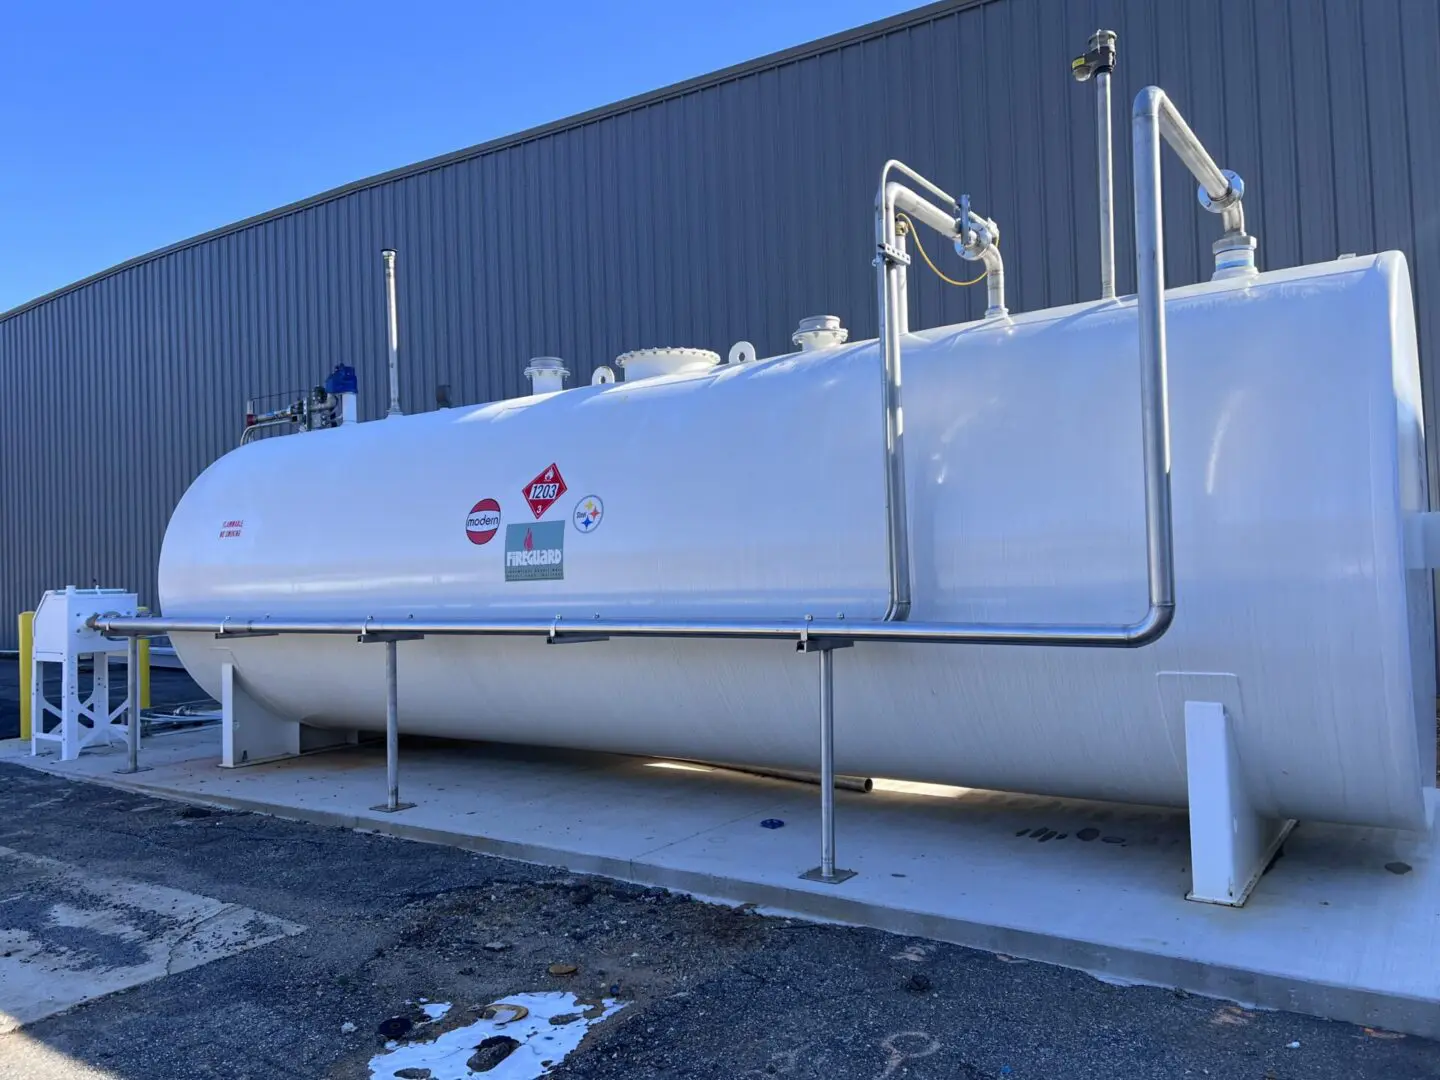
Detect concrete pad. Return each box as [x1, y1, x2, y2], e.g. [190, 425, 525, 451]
[0, 843, 303, 1032]
[3, 730, 1437, 1038]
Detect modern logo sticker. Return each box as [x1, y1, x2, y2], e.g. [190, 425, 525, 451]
[465, 498, 502, 545]
[572, 495, 604, 534]
[505, 521, 565, 581]
[522, 463, 568, 519]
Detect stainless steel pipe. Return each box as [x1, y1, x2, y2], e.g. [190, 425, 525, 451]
[239, 417, 292, 445]
[120, 635, 140, 774]
[366, 636, 416, 813]
[1132, 90, 1180, 617]
[966, 219, 1007, 319]
[874, 164, 923, 622]
[1097, 69, 1116, 299]
[798, 646, 855, 885]
[676, 760, 874, 793]
[382, 248, 403, 417]
[894, 232, 909, 336]
[1141, 89, 1245, 237]
[889, 181, 1007, 319]
[385, 638, 399, 808]
[890, 182, 958, 236]
[97, 94, 1203, 652]
[874, 168, 1004, 622]
[94, 605, 1171, 648]
[818, 647, 836, 878]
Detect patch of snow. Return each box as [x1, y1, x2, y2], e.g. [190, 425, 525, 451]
[890, 943, 933, 962]
[369, 991, 625, 1080]
[422, 1002, 452, 1021]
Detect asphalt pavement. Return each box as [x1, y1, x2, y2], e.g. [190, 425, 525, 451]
[0, 755, 1437, 1079]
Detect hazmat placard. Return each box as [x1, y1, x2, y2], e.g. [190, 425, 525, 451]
[522, 463, 567, 519]
[505, 522, 565, 581]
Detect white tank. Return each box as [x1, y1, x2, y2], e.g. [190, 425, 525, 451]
[160, 252, 1435, 830]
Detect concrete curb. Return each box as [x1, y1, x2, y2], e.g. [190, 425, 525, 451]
[48, 766, 1439, 1041]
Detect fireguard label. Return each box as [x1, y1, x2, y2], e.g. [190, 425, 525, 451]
[504, 521, 565, 581]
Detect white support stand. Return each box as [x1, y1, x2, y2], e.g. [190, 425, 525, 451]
[30, 587, 137, 762]
[220, 661, 356, 768]
[1184, 700, 1296, 906]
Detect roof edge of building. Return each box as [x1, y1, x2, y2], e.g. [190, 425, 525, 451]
[2, 0, 985, 324]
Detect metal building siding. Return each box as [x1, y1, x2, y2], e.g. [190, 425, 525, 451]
[1, 0, 1437, 650]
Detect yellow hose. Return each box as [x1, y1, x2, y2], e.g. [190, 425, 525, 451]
[895, 212, 989, 287]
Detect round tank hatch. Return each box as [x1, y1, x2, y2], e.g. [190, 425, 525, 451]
[523, 357, 569, 396]
[615, 347, 721, 382]
[792, 315, 848, 352]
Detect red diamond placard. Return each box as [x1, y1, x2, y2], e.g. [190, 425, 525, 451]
[522, 463, 567, 519]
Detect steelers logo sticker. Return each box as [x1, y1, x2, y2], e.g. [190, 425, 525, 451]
[572, 495, 604, 534]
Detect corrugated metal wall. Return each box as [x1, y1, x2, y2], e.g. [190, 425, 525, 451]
[2, 0, 1438, 650]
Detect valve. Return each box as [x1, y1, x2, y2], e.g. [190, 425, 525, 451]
[1071, 29, 1117, 82]
[954, 195, 998, 261]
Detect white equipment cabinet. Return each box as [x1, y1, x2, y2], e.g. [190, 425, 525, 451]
[30, 587, 137, 761]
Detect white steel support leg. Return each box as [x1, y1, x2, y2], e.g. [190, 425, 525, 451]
[60, 655, 81, 762]
[221, 660, 300, 767]
[1184, 700, 1295, 906]
[90, 652, 110, 735]
[29, 657, 45, 757]
[82, 651, 130, 751]
[801, 644, 855, 884]
[220, 659, 360, 766]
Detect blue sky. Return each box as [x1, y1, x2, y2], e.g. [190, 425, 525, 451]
[2, 0, 913, 313]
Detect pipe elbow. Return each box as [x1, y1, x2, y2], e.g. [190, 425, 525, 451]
[876, 160, 903, 212]
[1132, 84, 1167, 122]
[1125, 602, 1175, 648]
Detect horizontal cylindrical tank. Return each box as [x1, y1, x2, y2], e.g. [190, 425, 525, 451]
[160, 252, 1434, 830]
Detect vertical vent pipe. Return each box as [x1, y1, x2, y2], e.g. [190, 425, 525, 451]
[1073, 30, 1119, 299]
[381, 249, 403, 417]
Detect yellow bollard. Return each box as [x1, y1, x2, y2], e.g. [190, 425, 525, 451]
[137, 606, 151, 710]
[138, 638, 151, 709]
[18, 611, 34, 741]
